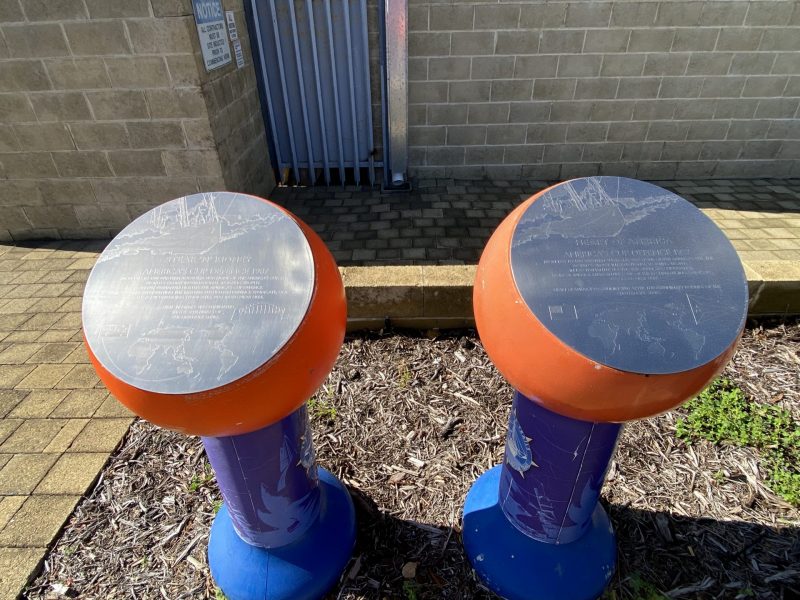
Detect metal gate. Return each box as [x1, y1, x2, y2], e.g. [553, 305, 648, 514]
[247, 0, 380, 186]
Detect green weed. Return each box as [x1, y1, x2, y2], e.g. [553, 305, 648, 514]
[308, 397, 337, 421]
[398, 364, 412, 388]
[402, 580, 419, 600]
[676, 378, 800, 506]
[188, 462, 214, 493]
[627, 573, 668, 600]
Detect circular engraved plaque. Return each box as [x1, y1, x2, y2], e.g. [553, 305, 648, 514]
[83, 192, 314, 395]
[510, 177, 748, 375]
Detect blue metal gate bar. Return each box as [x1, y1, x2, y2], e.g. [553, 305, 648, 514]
[249, 0, 285, 183]
[287, 0, 316, 183]
[342, 0, 360, 187]
[248, 0, 380, 186]
[266, 0, 300, 184]
[305, 0, 330, 185]
[359, 0, 375, 186]
[324, 0, 346, 182]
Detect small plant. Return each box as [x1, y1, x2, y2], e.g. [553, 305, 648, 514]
[308, 397, 337, 421]
[188, 462, 214, 493]
[212, 499, 223, 514]
[626, 573, 668, 600]
[676, 378, 800, 506]
[398, 364, 412, 388]
[215, 588, 228, 600]
[402, 580, 419, 600]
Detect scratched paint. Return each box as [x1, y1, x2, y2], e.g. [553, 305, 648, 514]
[499, 392, 621, 544]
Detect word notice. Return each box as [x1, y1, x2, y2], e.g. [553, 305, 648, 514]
[192, 0, 232, 71]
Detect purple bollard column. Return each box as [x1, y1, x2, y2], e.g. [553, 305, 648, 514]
[499, 392, 621, 545]
[202, 406, 320, 548]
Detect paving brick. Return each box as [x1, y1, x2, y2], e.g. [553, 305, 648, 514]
[35, 452, 107, 495]
[17, 313, 62, 331]
[0, 495, 25, 528]
[0, 343, 42, 364]
[93, 396, 132, 418]
[0, 299, 37, 314]
[68, 418, 132, 452]
[0, 453, 58, 494]
[24, 343, 77, 365]
[0, 365, 35, 389]
[53, 364, 98, 390]
[50, 389, 107, 418]
[0, 390, 25, 418]
[14, 364, 72, 390]
[34, 331, 75, 344]
[42, 419, 86, 453]
[8, 390, 68, 418]
[0, 546, 47, 598]
[0, 419, 68, 454]
[0, 495, 79, 547]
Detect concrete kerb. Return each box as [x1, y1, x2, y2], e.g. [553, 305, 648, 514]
[341, 261, 800, 331]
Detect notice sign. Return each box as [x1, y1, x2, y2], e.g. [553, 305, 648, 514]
[192, 0, 232, 71]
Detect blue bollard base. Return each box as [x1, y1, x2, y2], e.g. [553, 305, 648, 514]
[462, 466, 616, 600]
[208, 468, 356, 600]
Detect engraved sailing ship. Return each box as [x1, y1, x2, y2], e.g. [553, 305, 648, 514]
[512, 178, 677, 246]
[97, 193, 284, 264]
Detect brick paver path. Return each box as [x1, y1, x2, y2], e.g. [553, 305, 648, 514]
[0, 241, 133, 600]
[272, 178, 800, 265]
[0, 178, 798, 598]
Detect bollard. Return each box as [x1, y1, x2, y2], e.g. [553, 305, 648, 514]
[82, 192, 355, 600]
[464, 177, 748, 600]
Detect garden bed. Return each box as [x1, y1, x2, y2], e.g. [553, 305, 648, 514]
[28, 319, 800, 599]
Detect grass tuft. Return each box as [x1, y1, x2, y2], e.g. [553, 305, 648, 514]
[676, 378, 800, 506]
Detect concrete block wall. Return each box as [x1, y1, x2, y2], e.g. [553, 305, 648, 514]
[0, 0, 273, 240]
[407, 0, 800, 180]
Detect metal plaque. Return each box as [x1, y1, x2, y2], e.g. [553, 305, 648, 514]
[510, 177, 748, 375]
[83, 192, 314, 395]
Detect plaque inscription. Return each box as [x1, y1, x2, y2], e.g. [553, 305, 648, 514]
[511, 177, 747, 374]
[83, 193, 314, 395]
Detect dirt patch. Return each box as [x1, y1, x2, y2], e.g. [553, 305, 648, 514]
[27, 319, 800, 599]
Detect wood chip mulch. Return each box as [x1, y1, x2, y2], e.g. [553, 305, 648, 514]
[27, 318, 800, 600]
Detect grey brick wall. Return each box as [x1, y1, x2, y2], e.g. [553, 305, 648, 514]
[408, 0, 800, 180]
[0, 0, 274, 241]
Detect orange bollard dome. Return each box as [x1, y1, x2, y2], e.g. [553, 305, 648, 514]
[474, 177, 748, 422]
[82, 192, 345, 437]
